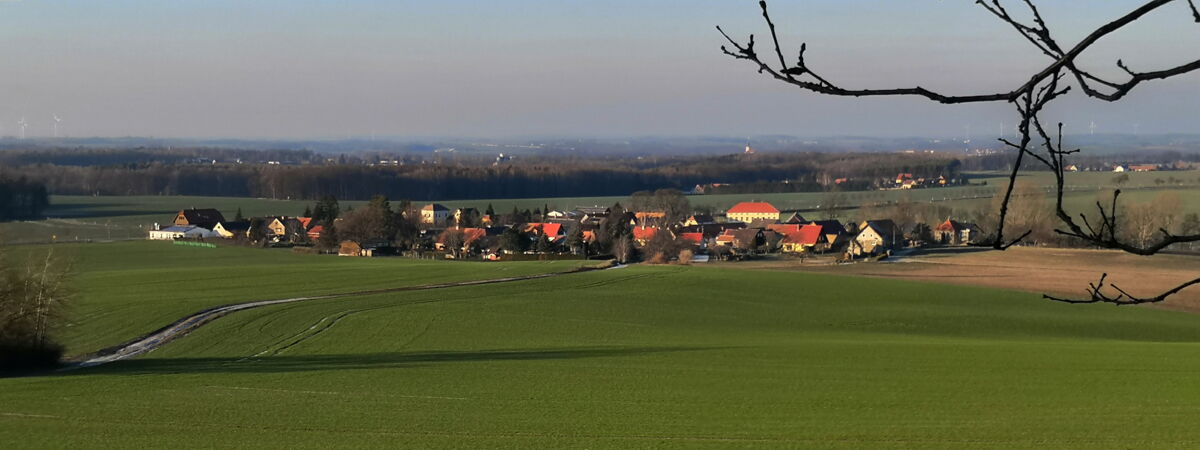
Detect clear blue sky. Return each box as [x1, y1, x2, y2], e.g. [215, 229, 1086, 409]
[0, 0, 1196, 139]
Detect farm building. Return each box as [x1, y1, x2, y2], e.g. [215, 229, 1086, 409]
[726, 202, 780, 224]
[148, 225, 219, 241]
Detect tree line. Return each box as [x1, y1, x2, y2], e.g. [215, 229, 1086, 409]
[0, 150, 965, 201]
[0, 177, 50, 221]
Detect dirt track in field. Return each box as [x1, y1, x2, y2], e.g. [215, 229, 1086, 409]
[739, 247, 1200, 313]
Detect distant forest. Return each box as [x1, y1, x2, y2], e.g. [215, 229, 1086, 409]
[0, 146, 1192, 201]
[0, 177, 50, 221]
[0, 148, 968, 201]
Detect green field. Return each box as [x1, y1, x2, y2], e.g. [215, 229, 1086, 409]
[3, 170, 1197, 244]
[2, 242, 1200, 447]
[44, 241, 596, 356]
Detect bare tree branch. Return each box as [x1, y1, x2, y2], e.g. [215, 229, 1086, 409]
[720, 0, 1200, 305]
[1045, 274, 1200, 305]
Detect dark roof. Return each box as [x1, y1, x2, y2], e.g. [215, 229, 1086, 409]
[177, 208, 226, 226]
[217, 220, 251, 231]
[862, 219, 898, 236]
[806, 220, 847, 235]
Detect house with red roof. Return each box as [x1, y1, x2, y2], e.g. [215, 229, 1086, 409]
[677, 232, 707, 250]
[726, 202, 780, 224]
[778, 224, 828, 253]
[523, 223, 565, 241]
[306, 224, 324, 241]
[631, 226, 664, 246]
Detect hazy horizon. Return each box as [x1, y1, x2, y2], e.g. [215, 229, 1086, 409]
[2, 1, 1197, 139]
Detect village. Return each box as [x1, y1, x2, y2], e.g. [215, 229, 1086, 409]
[149, 191, 982, 264]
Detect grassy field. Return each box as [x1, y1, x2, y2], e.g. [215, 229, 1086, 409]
[2, 170, 1198, 244]
[2, 243, 1200, 447]
[42, 241, 596, 355]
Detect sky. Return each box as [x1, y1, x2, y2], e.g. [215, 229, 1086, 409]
[0, 0, 1197, 140]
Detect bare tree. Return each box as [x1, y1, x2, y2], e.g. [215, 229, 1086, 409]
[719, 0, 1200, 305]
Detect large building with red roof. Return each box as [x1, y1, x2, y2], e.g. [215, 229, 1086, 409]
[726, 202, 780, 224]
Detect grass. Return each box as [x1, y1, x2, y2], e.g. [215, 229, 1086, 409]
[2, 169, 1197, 244]
[46, 241, 596, 355]
[2, 247, 1200, 447]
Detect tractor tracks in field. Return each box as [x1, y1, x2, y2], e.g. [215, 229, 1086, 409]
[68, 262, 620, 370]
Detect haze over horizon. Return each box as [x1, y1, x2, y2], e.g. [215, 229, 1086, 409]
[2, 1, 1197, 140]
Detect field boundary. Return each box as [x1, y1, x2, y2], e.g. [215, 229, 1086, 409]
[66, 261, 616, 370]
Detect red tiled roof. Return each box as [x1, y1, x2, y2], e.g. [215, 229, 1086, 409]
[632, 226, 660, 241]
[782, 224, 824, 245]
[727, 202, 779, 214]
[298, 217, 313, 229]
[307, 225, 324, 237]
[679, 232, 704, 245]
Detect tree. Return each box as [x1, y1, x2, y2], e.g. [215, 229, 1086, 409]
[302, 205, 312, 217]
[612, 234, 635, 264]
[485, 203, 496, 216]
[234, 207, 244, 222]
[439, 228, 467, 258]
[719, 0, 1200, 304]
[643, 229, 681, 263]
[1113, 173, 1131, 186]
[565, 225, 585, 255]
[500, 227, 528, 254]
[0, 247, 72, 370]
[316, 223, 339, 252]
[248, 217, 266, 244]
[312, 195, 340, 225]
[534, 234, 552, 254]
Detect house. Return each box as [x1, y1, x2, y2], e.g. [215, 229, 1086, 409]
[935, 219, 981, 245]
[631, 226, 663, 246]
[263, 217, 306, 242]
[1112, 165, 1127, 172]
[849, 219, 899, 256]
[524, 222, 565, 242]
[726, 202, 780, 224]
[212, 221, 251, 239]
[148, 225, 219, 240]
[1065, 164, 1080, 172]
[173, 208, 226, 230]
[307, 225, 325, 241]
[780, 212, 807, 224]
[715, 228, 765, 251]
[575, 206, 612, 225]
[895, 173, 914, 184]
[435, 227, 488, 255]
[420, 203, 452, 225]
[1129, 164, 1158, 172]
[338, 239, 392, 257]
[678, 232, 707, 250]
[681, 214, 715, 227]
[805, 220, 848, 250]
[775, 224, 827, 253]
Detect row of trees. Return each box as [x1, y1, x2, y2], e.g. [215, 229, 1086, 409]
[1, 151, 964, 201]
[0, 177, 50, 221]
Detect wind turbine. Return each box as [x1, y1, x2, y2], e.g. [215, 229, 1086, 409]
[17, 117, 28, 139]
[53, 114, 61, 138]
[1089, 120, 1096, 135]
